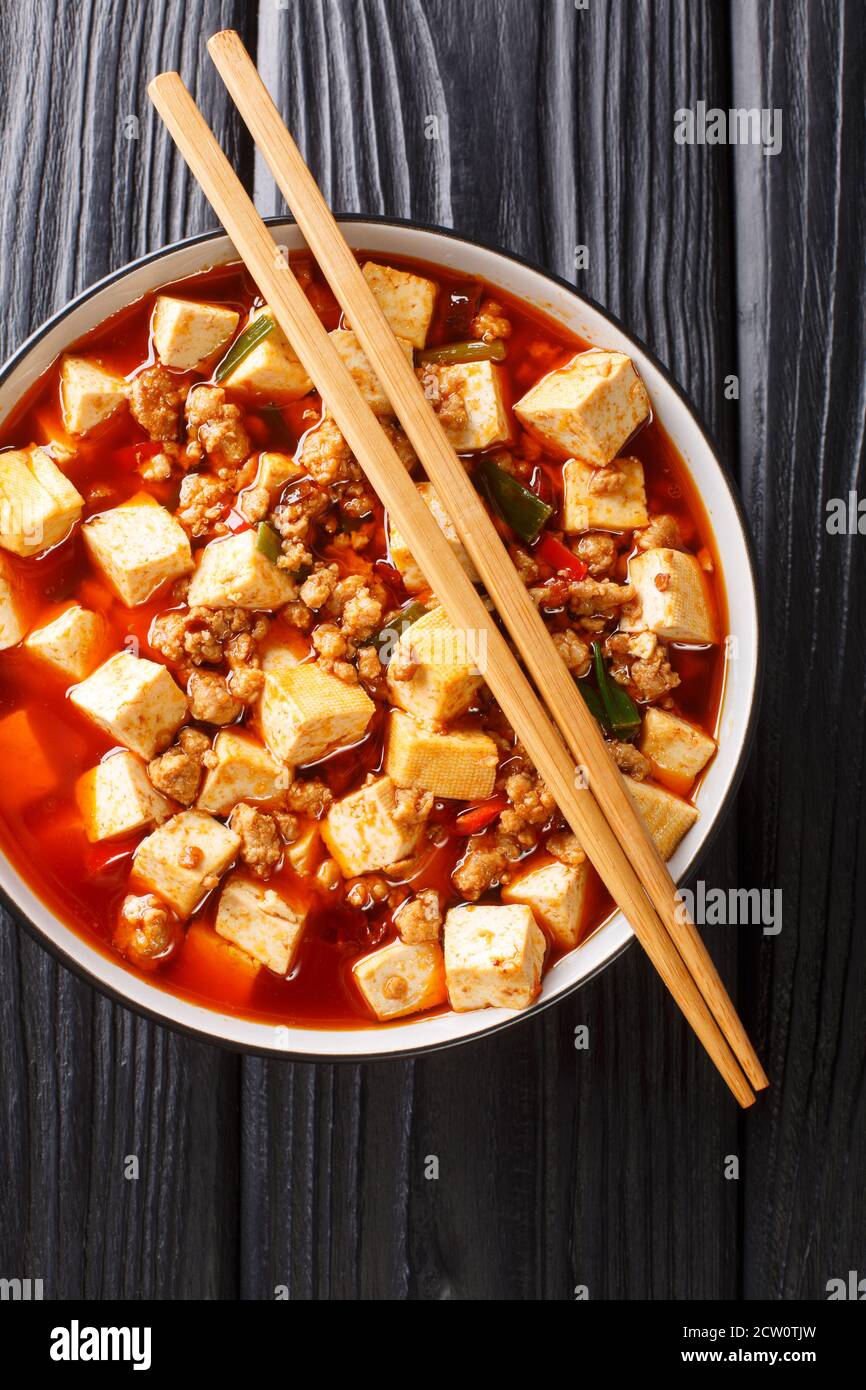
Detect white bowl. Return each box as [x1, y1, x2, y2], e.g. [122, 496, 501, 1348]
[0, 218, 761, 1058]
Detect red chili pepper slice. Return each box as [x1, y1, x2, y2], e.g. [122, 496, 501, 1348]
[453, 794, 507, 835]
[534, 532, 588, 580]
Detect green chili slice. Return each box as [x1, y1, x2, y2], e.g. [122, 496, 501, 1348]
[254, 520, 282, 564]
[371, 600, 427, 654]
[578, 679, 610, 733]
[592, 641, 641, 740]
[417, 339, 507, 366]
[478, 458, 553, 544]
[214, 314, 275, 382]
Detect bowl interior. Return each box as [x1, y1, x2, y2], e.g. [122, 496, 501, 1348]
[0, 219, 759, 1059]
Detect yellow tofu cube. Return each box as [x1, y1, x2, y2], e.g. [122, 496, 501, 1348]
[514, 349, 650, 464]
[384, 710, 498, 801]
[352, 940, 447, 1020]
[362, 261, 437, 349]
[255, 451, 304, 492]
[83, 493, 193, 606]
[60, 355, 128, 435]
[24, 603, 106, 680]
[260, 661, 375, 765]
[133, 810, 240, 918]
[197, 729, 288, 816]
[285, 819, 322, 876]
[561, 455, 649, 532]
[502, 860, 588, 950]
[75, 749, 172, 843]
[187, 529, 295, 610]
[625, 774, 699, 861]
[419, 359, 511, 451]
[444, 903, 546, 1011]
[387, 481, 479, 592]
[322, 775, 427, 876]
[221, 306, 313, 401]
[215, 874, 307, 974]
[70, 652, 188, 760]
[639, 707, 717, 791]
[328, 328, 414, 416]
[0, 554, 28, 650]
[622, 547, 718, 644]
[0, 447, 84, 556]
[151, 295, 240, 372]
[386, 605, 483, 723]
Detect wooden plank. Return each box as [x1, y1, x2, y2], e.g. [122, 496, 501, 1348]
[0, 0, 252, 1299]
[730, 0, 866, 1300]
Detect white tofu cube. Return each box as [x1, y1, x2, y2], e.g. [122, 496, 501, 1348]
[0, 554, 28, 650]
[328, 328, 413, 416]
[83, 493, 193, 606]
[625, 774, 699, 861]
[151, 295, 240, 372]
[187, 529, 295, 610]
[255, 451, 303, 492]
[444, 903, 546, 1011]
[60, 355, 128, 435]
[197, 729, 288, 816]
[561, 455, 649, 532]
[386, 605, 483, 723]
[353, 940, 447, 1021]
[362, 261, 437, 349]
[322, 775, 427, 876]
[502, 860, 588, 950]
[76, 749, 172, 843]
[285, 819, 321, 875]
[639, 707, 717, 791]
[24, 603, 106, 680]
[384, 710, 498, 801]
[0, 447, 84, 556]
[70, 652, 188, 760]
[419, 359, 511, 451]
[215, 874, 307, 974]
[514, 350, 650, 464]
[622, 547, 718, 644]
[259, 661, 375, 765]
[387, 482, 479, 592]
[221, 307, 313, 401]
[133, 810, 240, 918]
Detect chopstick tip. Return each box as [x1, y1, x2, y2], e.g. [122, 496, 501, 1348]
[207, 28, 242, 58]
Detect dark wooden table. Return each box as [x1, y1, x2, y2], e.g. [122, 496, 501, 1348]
[0, 0, 863, 1301]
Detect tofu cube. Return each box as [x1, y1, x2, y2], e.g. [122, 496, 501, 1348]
[502, 860, 588, 950]
[151, 295, 240, 372]
[83, 493, 193, 606]
[133, 810, 240, 918]
[444, 903, 546, 1011]
[285, 819, 322, 876]
[384, 710, 498, 801]
[561, 455, 649, 532]
[24, 603, 106, 680]
[70, 652, 188, 759]
[0, 446, 84, 556]
[187, 529, 295, 610]
[328, 328, 413, 416]
[419, 359, 511, 452]
[622, 547, 718, 644]
[386, 605, 483, 723]
[181, 921, 262, 1004]
[639, 707, 717, 791]
[0, 554, 28, 650]
[221, 307, 313, 402]
[255, 451, 304, 492]
[76, 749, 172, 843]
[362, 261, 437, 349]
[514, 349, 650, 464]
[0, 708, 56, 801]
[60, 355, 128, 435]
[353, 940, 447, 1021]
[387, 481, 479, 592]
[625, 775, 699, 861]
[322, 774, 427, 876]
[260, 661, 375, 765]
[215, 874, 307, 975]
[197, 729, 288, 816]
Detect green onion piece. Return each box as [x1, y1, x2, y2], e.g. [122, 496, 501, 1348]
[578, 679, 610, 733]
[592, 641, 641, 740]
[214, 314, 275, 383]
[254, 520, 282, 564]
[417, 339, 508, 366]
[371, 600, 427, 655]
[478, 458, 553, 544]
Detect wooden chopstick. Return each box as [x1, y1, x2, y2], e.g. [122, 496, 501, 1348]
[148, 68, 757, 1107]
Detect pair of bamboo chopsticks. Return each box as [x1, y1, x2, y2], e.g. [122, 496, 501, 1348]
[149, 30, 767, 1105]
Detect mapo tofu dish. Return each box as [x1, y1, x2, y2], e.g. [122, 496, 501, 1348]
[0, 253, 724, 1027]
